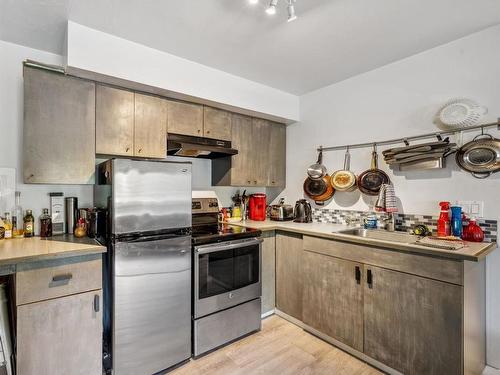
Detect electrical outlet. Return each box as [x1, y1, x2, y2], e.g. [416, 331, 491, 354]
[457, 201, 484, 218]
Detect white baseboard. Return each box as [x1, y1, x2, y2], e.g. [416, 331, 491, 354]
[261, 309, 275, 319]
[483, 366, 500, 375]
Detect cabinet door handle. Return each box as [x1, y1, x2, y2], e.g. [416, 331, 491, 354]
[367, 269, 373, 288]
[126, 147, 130, 153]
[49, 273, 72, 288]
[355, 266, 361, 284]
[206, 130, 210, 134]
[94, 295, 100, 312]
[138, 148, 142, 153]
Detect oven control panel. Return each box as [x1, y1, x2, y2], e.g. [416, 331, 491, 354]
[192, 198, 219, 213]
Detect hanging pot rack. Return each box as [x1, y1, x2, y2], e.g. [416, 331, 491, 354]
[317, 119, 500, 152]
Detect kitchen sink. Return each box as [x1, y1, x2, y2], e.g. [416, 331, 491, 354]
[336, 228, 419, 244]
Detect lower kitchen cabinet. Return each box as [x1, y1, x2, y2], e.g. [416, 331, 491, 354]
[301, 235, 485, 375]
[15, 258, 103, 375]
[261, 231, 276, 315]
[275, 232, 303, 320]
[302, 251, 363, 351]
[17, 290, 102, 375]
[363, 265, 462, 375]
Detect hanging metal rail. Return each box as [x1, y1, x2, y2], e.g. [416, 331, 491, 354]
[317, 119, 500, 152]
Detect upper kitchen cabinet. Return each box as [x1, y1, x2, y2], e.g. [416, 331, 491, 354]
[212, 115, 286, 187]
[24, 67, 96, 184]
[267, 122, 286, 187]
[203, 106, 232, 141]
[96, 87, 168, 158]
[167, 100, 203, 137]
[134, 93, 168, 158]
[96, 85, 135, 156]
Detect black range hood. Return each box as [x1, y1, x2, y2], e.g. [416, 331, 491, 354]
[167, 133, 238, 159]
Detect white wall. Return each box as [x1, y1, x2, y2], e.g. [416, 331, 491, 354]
[66, 21, 300, 122]
[0, 40, 94, 225]
[285, 24, 500, 367]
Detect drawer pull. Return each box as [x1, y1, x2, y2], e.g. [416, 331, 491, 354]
[94, 295, 100, 312]
[355, 266, 361, 284]
[49, 273, 73, 288]
[367, 269, 373, 289]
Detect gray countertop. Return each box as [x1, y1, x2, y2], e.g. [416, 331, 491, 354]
[225, 219, 496, 261]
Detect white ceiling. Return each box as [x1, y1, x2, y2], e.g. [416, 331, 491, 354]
[1, 0, 500, 95]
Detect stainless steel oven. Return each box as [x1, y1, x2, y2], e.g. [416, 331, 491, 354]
[193, 237, 262, 356]
[194, 237, 262, 318]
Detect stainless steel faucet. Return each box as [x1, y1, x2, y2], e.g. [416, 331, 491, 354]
[382, 213, 395, 232]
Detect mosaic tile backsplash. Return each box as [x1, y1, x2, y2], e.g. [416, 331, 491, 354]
[312, 208, 498, 243]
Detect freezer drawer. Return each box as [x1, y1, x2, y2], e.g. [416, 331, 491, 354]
[113, 235, 191, 375]
[194, 298, 261, 357]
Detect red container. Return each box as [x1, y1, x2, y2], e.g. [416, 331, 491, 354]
[249, 194, 267, 221]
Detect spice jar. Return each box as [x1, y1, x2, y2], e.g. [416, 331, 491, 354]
[40, 208, 53, 238]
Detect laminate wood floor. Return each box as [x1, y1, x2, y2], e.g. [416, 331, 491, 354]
[171, 315, 382, 375]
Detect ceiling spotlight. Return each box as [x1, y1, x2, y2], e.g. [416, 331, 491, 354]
[266, 0, 278, 15]
[248, 0, 259, 4]
[287, 0, 297, 22]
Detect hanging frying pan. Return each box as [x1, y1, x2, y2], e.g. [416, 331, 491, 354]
[331, 148, 357, 192]
[455, 133, 500, 178]
[303, 176, 327, 197]
[307, 149, 327, 179]
[303, 174, 335, 205]
[358, 146, 390, 196]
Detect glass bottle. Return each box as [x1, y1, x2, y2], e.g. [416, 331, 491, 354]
[12, 192, 24, 238]
[39, 209, 52, 238]
[23, 209, 35, 238]
[3, 213, 12, 239]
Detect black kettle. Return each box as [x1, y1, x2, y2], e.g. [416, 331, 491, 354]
[294, 199, 312, 223]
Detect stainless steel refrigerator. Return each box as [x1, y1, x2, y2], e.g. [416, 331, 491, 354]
[95, 159, 192, 375]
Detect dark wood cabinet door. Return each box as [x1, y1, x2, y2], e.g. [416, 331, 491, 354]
[203, 106, 232, 141]
[276, 232, 303, 320]
[267, 122, 286, 187]
[23, 67, 96, 184]
[134, 93, 167, 158]
[364, 265, 462, 375]
[96, 85, 135, 156]
[302, 250, 364, 351]
[167, 100, 203, 137]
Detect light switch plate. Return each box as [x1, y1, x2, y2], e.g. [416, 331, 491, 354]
[457, 200, 484, 218]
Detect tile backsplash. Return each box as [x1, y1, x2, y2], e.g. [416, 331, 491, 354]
[312, 208, 498, 243]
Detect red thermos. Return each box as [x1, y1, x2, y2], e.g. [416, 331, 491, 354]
[249, 194, 267, 221]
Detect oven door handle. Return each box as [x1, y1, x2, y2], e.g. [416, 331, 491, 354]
[195, 238, 263, 254]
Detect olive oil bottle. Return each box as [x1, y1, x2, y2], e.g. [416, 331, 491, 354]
[23, 209, 35, 237]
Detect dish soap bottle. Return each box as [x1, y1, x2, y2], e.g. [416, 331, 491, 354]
[450, 206, 462, 238]
[437, 201, 451, 237]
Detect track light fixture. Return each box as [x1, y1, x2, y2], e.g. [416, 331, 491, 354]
[266, 0, 278, 15]
[254, 0, 297, 21]
[287, 0, 297, 22]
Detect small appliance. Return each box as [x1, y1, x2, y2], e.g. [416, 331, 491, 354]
[248, 194, 267, 221]
[294, 199, 312, 223]
[270, 198, 294, 221]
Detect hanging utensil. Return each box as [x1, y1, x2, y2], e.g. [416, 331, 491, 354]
[331, 147, 357, 192]
[358, 145, 390, 196]
[307, 149, 327, 180]
[304, 174, 335, 205]
[455, 131, 500, 178]
[303, 176, 328, 197]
